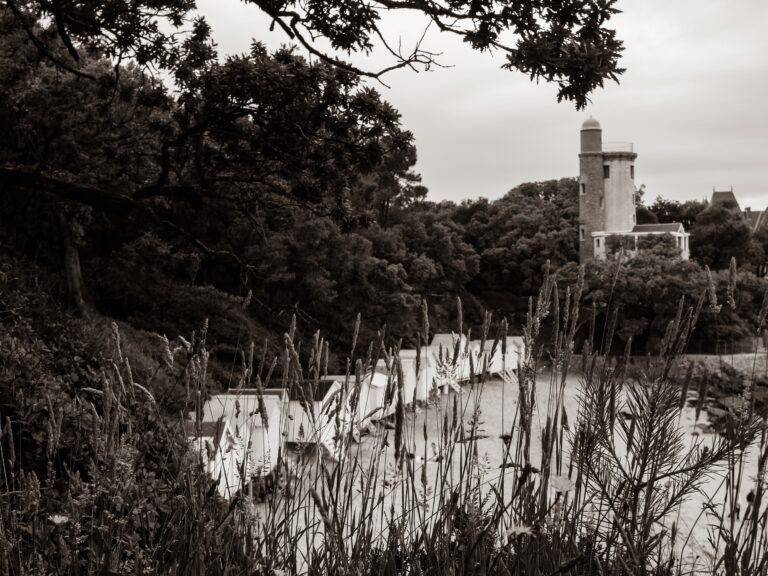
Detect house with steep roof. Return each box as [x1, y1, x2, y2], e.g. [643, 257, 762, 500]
[578, 118, 690, 262]
[710, 189, 739, 207]
[710, 187, 767, 234]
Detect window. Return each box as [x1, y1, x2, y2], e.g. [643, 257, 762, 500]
[603, 165, 610, 179]
[596, 238, 601, 248]
[580, 183, 586, 195]
[630, 165, 635, 179]
[599, 196, 604, 208]
[579, 226, 586, 242]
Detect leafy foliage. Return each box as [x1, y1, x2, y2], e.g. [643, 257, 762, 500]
[7, 0, 625, 109]
[690, 201, 760, 270]
[649, 196, 706, 230]
[558, 251, 766, 354]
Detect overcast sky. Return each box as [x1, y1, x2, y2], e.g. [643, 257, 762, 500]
[196, 0, 767, 209]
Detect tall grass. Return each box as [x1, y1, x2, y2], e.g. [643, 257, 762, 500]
[1, 263, 767, 575]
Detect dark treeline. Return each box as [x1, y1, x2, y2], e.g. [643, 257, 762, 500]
[0, 4, 587, 376]
[1, 5, 767, 382]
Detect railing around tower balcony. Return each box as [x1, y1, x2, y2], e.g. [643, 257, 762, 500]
[602, 141, 634, 152]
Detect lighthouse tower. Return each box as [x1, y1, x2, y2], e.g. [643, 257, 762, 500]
[578, 118, 637, 262]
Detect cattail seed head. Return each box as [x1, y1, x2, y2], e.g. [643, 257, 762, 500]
[691, 290, 706, 334]
[256, 378, 268, 430]
[727, 257, 738, 310]
[455, 296, 462, 337]
[111, 321, 123, 361]
[757, 287, 768, 331]
[310, 489, 332, 530]
[351, 313, 361, 357]
[705, 266, 722, 313]
[552, 280, 561, 349]
[394, 357, 405, 464]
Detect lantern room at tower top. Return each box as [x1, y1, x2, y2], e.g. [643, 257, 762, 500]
[577, 117, 689, 262]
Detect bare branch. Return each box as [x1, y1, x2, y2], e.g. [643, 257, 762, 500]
[5, 0, 96, 80]
[0, 168, 234, 261]
[50, 0, 80, 61]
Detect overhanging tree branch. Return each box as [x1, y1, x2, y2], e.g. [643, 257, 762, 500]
[5, 0, 96, 80]
[0, 168, 234, 260]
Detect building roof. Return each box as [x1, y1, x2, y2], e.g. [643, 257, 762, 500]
[185, 420, 237, 450]
[186, 420, 224, 439]
[193, 392, 285, 431]
[710, 188, 768, 232]
[631, 223, 685, 233]
[710, 189, 766, 232]
[227, 388, 288, 402]
[288, 379, 339, 402]
[711, 190, 740, 210]
[745, 209, 766, 232]
[398, 348, 430, 359]
[581, 117, 601, 131]
[469, 336, 523, 351]
[430, 333, 465, 350]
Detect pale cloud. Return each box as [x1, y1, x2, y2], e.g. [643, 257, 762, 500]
[195, 0, 768, 210]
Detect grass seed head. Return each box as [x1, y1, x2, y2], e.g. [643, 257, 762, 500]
[727, 257, 738, 310]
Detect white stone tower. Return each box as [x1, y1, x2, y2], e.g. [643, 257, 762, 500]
[579, 118, 637, 261]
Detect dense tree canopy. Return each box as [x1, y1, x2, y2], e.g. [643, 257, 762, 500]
[1, 0, 764, 372]
[649, 196, 706, 229]
[690, 201, 758, 270]
[5, 0, 625, 107]
[557, 246, 765, 355]
[459, 179, 578, 310]
[0, 0, 627, 370]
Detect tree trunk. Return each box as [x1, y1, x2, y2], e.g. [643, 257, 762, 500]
[57, 210, 87, 314]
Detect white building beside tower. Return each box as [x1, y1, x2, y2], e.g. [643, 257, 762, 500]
[578, 117, 689, 261]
